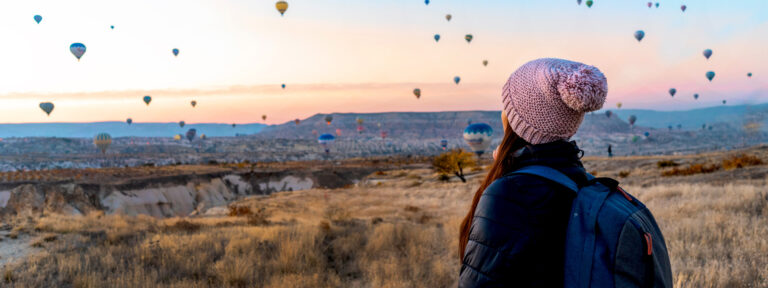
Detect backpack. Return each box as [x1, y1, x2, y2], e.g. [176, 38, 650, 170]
[512, 165, 673, 288]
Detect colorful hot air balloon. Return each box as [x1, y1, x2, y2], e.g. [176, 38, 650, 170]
[464, 34, 473, 43]
[186, 129, 197, 142]
[262, 115, 267, 121]
[70, 43, 86, 61]
[200, 134, 207, 140]
[325, 115, 333, 125]
[318, 133, 335, 154]
[747, 72, 752, 78]
[126, 118, 133, 125]
[281, 83, 286, 89]
[39, 102, 54, 116]
[669, 88, 677, 97]
[191, 100, 197, 108]
[413, 88, 421, 99]
[335, 128, 342, 136]
[693, 93, 699, 100]
[172, 48, 179, 57]
[647, 2, 652, 8]
[463, 123, 493, 156]
[482, 60, 488, 67]
[634, 30, 645, 42]
[34, 15, 42, 24]
[681, 5, 687, 12]
[434, 34, 440, 42]
[143, 96, 152, 106]
[703, 49, 712, 60]
[454, 76, 461, 85]
[605, 110, 613, 118]
[440, 139, 448, 150]
[356, 118, 364, 125]
[380, 131, 388, 139]
[294, 119, 301, 125]
[179, 121, 185, 128]
[445, 14, 452, 21]
[94, 133, 112, 154]
[628, 115, 637, 126]
[706, 71, 715, 82]
[617, 102, 623, 109]
[577, 0, 582, 5]
[276, 1, 288, 16]
[586, 0, 593, 8]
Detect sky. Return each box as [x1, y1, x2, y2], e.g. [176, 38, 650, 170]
[0, 0, 766, 124]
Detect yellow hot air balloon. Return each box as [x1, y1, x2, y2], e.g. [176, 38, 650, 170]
[173, 134, 182, 141]
[276, 1, 288, 16]
[617, 102, 622, 109]
[93, 133, 112, 154]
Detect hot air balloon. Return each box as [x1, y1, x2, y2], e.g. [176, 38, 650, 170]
[692, 93, 699, 100]
[634, 30, 645, 42]
[628, 115, 637, 126]
[669, 88, 677, 97]
[703, 49, 712, 60]
[34, 15, 42, 24]
[110, 25, 114, 30]
[454, 76, 461, 85]
[655, 2, 659, 8]
[356, 118, 364, 125]
[38, 102, 54, 116]
[706, 71, 715, 82]
[200, 134, 207, 140]
[172, 48, 179, 57]
[445, 14, 452, 21]
[325, 115, 333, 125]
[747, 72, 752, 78]
[174, 134, 182, 141]
[482, 60, 488, 67]
[605, 110, 613, 118]
[440, 139, 448, 150]
[335, 129, 342, 136]
[465, 34, 473, 43]
[722, 100, 727, 105]
[380, 131, 388, 139]
[577, 0, 582, 5]
[126, 118, 133, 125]
[179, 121, 185, 128]
[632, 136, 640, 143]
[186, 129, 197, 142]
[617, 102, 623, 109]
[276, 1, 288, 16]
[413, 88, 421, 99]
[294, 119, 301, 125]
[70, 43, 86, 61]
[681, 5, 686, 12]
[644, 131, 650, 137]
[586, 0, 593, 8]
[434, 34, 440, 42]
[94, 133, 112, 154]
[668, 125, 673, 131]
[463, 123, 493, 156]
[232, 123, 237, 128]
[262, 115, 267, 121]
[318, 133, 335, 154]
[425, 0, 429, 5]
[143, 96, 152, 106]
[647, 2, 652, 8]
[191, 100, 197, 108]
[356, 118, 364, 134]
[281, 83, 286, 89]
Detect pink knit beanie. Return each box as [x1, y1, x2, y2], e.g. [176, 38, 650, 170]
[502, 58, 607, 144]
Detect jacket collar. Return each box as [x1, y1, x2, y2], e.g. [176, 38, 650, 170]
[511, 140, 584, 169]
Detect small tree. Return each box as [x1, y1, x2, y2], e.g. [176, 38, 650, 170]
[432, 149, 477, 183]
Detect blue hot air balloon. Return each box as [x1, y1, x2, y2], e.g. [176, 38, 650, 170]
[70, 43, 86, 61]
[706, 71, 715, 82]
[605, 110, 613, 118]
[434, 34, 440, 42]
[454, 76, 461, 85]
[634, 30, 645, 42]
[34, 15, 42, 24]
[110, 25, 114, 29]
[126, 118, 133, 125]
[39, 102, 54, 116]
[440, 139, 448, 150]
[318, 133, 336, 154]
[172, 48, 179, 57]
[463, 123, 493, 156]
[281, 83, 286, 89]
[179, 121, 185, 128]
[186, 129, 197, 142]
[669, 88, 677, 97]
[425, 0, 429, 5]
[644, 131, 650, 137]
[693, 94, 699, 100]
[143, 95, 152, 106]
[703, 49, 712, 60]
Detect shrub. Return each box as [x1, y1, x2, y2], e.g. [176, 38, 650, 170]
[437, 174, 451, 182]
[432, 149, 477, 183]
[618, 170, 631, 178]
[723, 154, 763, 170]
[657, 160, 679, 168]
[662, 164, 720, 177]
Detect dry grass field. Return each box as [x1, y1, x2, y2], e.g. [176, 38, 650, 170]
[1, 149, 767, 287]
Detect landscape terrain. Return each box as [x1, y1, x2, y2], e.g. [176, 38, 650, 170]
[1, 145, 766, 287]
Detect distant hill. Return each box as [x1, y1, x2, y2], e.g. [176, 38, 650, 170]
[0, 122, 265, 138]
[608, 103, 768, 130]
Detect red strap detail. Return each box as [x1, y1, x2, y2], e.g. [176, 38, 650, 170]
[618, 186, 633, 202]
[644, 233, 653, 256]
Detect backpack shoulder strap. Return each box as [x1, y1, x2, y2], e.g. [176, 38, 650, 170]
[510, 165, 581, 193]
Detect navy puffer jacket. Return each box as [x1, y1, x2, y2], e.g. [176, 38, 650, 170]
[459, 141, 588, 287]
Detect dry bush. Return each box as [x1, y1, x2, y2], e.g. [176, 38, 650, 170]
[662, 164, 720, 177]
[618, 170, 631, 178]
[722, 154, 763, 170]
[657, 160, 680, 168]
[432, 149, 476, 183]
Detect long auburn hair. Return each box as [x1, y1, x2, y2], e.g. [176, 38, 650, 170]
[458, 126, 529, 260]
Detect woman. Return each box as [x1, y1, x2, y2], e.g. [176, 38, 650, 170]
[458, 58, 608, 287]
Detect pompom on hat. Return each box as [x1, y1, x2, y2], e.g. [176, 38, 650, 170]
[502, 58, 607, 144]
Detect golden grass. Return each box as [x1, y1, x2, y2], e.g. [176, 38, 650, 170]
[2, 170, 766, 287]
[722, 154, 764, 170]
[662, 163, 721, 177]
